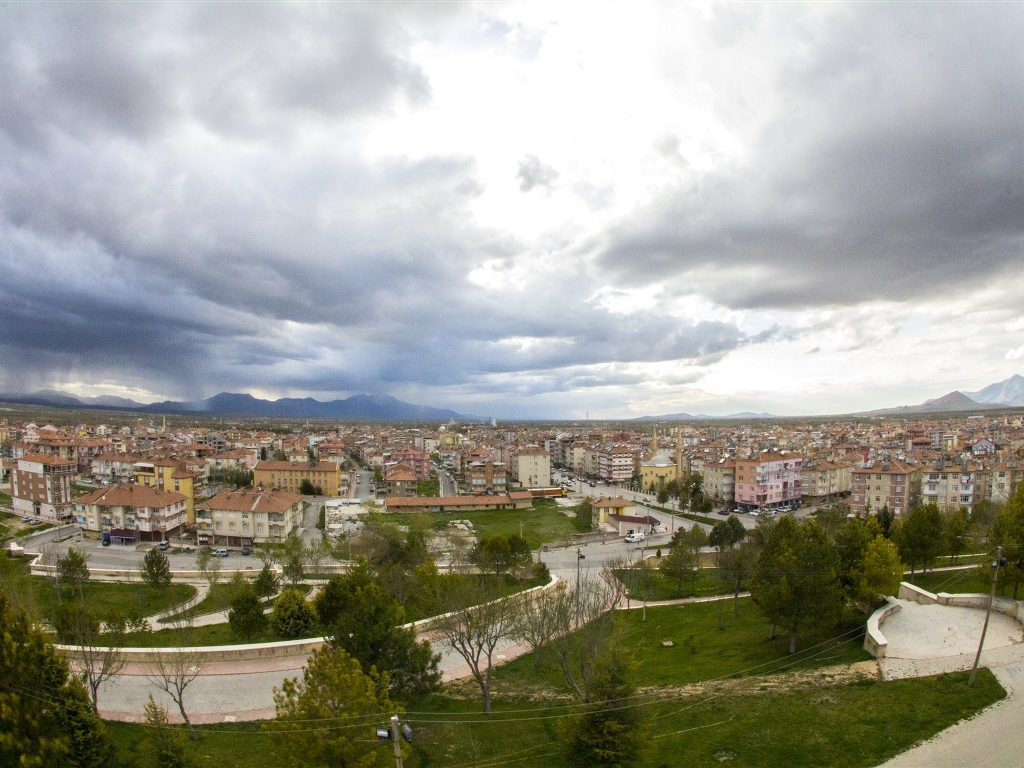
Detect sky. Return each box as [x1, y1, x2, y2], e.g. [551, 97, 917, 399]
[1, 2, 1023, 420]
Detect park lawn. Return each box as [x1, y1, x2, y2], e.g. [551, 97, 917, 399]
[0, 492, 13, 507]
[119, 620, 324, 648]
[491, 599, 871, 696]
[31, 579, 195, 623]
[102, 669, 1005, 768]
[906, 567, 1009, 596]
[419, 499, 590, 549]
[614, 566, 733, 601]
[160, 583, 312, 624]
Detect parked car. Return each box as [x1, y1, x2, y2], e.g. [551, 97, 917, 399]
[241, 546, 250, 556]
[213, 548, 229, 557]
[624, 532, 646, 543]
[20, 517, 31, 523]
[158, 541, 169, 551]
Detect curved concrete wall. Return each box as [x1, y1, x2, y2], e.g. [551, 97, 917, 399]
[864, 597, 902, 658]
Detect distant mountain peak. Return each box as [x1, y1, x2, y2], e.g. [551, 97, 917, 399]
[965, 374, 1024, 406]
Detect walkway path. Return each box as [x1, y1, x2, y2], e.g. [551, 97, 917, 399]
[875, 598, 1024, 767]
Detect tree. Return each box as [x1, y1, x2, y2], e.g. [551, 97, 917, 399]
[548, 571, 622, 700]
[989, 482, 1024, 598]
[0, 589, 114, 766]
[835, 516, 881, 600]
[431, 579, 519, 713]
[893, 504, 944, 576]
[271, 588, 317, 640]
[142, 548, 173, 589]
[270, 646, 404, 767]
[656, 486, 669, 505]
[750, 517, 842, 653]
[195, 547, 221, 589]
[53, 601, 127, 713]
[141, 695, 197, 768]
[281, 534, 306, 586]
[305, 536, 332, 579]
[298, 479, 322, 496]
[717, 541, 757, 616]
[559, 647, 649, 768]
[876, 504, 896, 537]
[229, 582, 268, 642]
[511, 584, 565, 669]
[850, 535, 903, 610]
[146, 618, 207, 738]
[709, 515, 746, 549]
[254, 563, 280, 600]
[56, 546, 91, 599]
[813, 505, 847, 540]
[945, 507, 971, 564]
[320, 568, 440, 699]
[661, 525, 706, 597]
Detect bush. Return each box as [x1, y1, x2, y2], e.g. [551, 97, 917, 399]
[272, 588, 317, 639]
[141, 548, 172, 589]
[228, 583, 268, 642]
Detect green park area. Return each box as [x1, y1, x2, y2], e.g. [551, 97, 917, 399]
[419, 498, 591, 547]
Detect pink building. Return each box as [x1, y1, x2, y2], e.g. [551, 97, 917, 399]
[734, 452, 802, 512]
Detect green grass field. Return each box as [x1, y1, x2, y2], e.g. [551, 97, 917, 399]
[614, 566, 734, 601]
[102, 669, 1005, 768]
[417, 499, 591, 549]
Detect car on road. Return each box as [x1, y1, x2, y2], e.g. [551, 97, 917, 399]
[158, 541, 169, 551]
[20, 517, 32, 523]
[718, 509, 729, 515]
[642, 497, 652, 504]
[624, 532, 646, 543]
[213, 548, 229, 557]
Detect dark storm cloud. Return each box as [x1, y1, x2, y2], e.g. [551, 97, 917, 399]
[598, 4, 1024, 310]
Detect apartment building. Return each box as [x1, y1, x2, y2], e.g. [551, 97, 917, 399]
[134, 459, 197, 524]
[513, 447, 551, 489]
[850, 460, 922, 517]
[197, 487, 303, 546]
[702, 458, 736, 505]
[76, 483, 188, 543]
[464, 460, 508, 495]
[384, 465, 418, 497]
[253, 460, 342, 496]
[598, 447, 635, 484]
[734, 453, 802, 511]
[800, 460, 852, 504]
[920, 461, 980, 512]
[11, 453, 76, 523]
[988, 460, 1024, 503]
[385, 448, 431, 478]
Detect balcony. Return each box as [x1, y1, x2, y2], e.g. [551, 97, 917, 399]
[268, 513, 285, 522]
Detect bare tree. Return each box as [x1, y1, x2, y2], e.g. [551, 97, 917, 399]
[430, 579, 519, 714]
[511, 582, 565, 669]
[304, 536, 331, 579]
[195, 547, 221, 590]
[550, 571, 621, 700]
[56, 603, 127, 713]
[146, 617, 207, 737]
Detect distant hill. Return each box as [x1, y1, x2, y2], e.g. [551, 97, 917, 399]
[632, 411, 777, 421]
[965, 374, 1024, 406]
[0, 390, 470, 421]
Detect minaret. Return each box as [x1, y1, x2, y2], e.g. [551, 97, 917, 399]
[677, 424, 683, 477]
[651, 425, 658, 459]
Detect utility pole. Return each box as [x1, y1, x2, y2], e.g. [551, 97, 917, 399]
[576, 547, 585, 626]
[969, 546, 1003, 688]
[390, 715, 404, 768]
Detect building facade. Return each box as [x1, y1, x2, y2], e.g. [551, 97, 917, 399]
[253, 460, 342, 496]
[12, 453, 76, 523]
[734, 453, 803, 511]
[76, 483, 188, 542]
[197, 487, 303, 546]
[513, 448, 551, 489]
[850, 460, 922, 517]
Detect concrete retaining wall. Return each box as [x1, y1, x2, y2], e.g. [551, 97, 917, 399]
[864, 597, 902, 658]
[898, 582, 938, 605]
[58, 636, 328, 665]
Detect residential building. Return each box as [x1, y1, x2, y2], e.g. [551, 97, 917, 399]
[702, 458, 736, 506]
[800, 460, 852, 505]
[734, 453, 803, 511]
[850, 460, 922, 517]
[598, 447, 634, 484]
[76, 483, 188, 543]
[513, 447, 551, 489]
[920, 460, 980, 513]
[253, 460, 342, 496]
[384, 465, 418, 497]
[385, 448, 431, 478]
[591, 496, 638, 528]
[134, 459, 197, 524]
[196, 487, 303, 546]
[988, 460, 1024, 503]
[464, 460, 508, 495]
[11, 453, 76, 523]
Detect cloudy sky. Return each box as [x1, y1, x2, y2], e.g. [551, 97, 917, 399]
[2, 2, 1023, 419]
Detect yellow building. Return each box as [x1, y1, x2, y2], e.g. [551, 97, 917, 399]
[134, 459, 197, 524]
[641, 458, 677, 492]
[253, 460, 342, 496]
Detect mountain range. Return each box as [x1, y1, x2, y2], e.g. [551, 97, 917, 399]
[632, 411, 777, 422]
[0, 390, 469, 421]
[862, 374, 1024, 416]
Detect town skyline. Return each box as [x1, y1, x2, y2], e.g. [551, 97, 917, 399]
[2, 3, 1024, 419]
